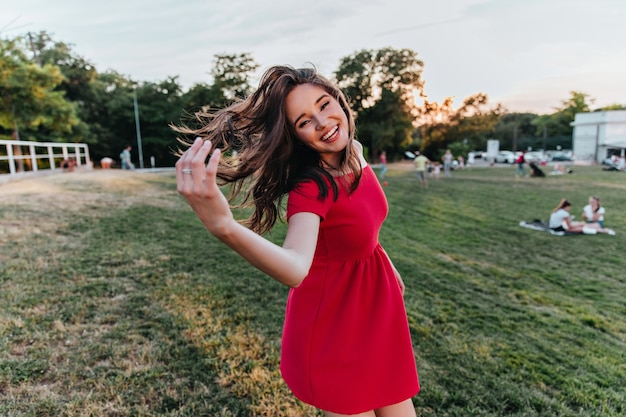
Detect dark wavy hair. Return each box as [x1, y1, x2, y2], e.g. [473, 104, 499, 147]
[173, 65, 362, 235]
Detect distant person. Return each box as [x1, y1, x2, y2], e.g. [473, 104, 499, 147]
[100, 157, 114, 169]
[618, 156, 626, 171]
[582, 196, 615, 234]
[457, 155, 465, 170]
[414, 151, 430, 189]
[467, 151, 475, 168]
[60, 157, 77, 172]
[378, 150, 388, 179]
[432, 162, 441, 180]
[442, 149, 453, 178]
[515, 151, 527, 177]
[550, 164, 566, 175]
[120, 145, 135, 170]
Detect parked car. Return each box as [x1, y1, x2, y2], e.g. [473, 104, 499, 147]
[495, 151, 516, 164]
[470, 150, 487, 159]
[548, 150, 573, 161]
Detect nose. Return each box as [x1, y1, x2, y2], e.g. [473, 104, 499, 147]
[313, 115, 327, 131]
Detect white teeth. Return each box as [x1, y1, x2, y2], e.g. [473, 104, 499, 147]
[322, 126, 338, 141]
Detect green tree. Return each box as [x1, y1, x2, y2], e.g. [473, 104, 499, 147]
[357, 88, 415, 158]
[134, 77, 185, 167]
[417, 93, 502, 159]
[209, 53, 259, 104]
[25, 31, 97, 144]
[0, 37, 79, 142]
[448, 93, 503, 148]
[493, 112, 539, 151]
[335, 47, 424, 160]
[532, 91, 593, 138]
[181, 82, 218, 114]
[598, 103, 625, 111]
[79, 70, 136, 164]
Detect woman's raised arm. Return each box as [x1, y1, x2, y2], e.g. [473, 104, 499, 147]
[176, 138, 319, 287]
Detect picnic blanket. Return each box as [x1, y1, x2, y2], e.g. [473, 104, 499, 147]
[519, 220, 567, 236]
[520, 220, 616, 236]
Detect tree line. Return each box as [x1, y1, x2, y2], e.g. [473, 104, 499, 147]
[1, 31, 624, 168]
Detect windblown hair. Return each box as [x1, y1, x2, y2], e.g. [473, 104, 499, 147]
[173, 65, 361, 235]
[553, 198, 571, 212]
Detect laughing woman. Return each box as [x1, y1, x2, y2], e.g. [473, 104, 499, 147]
[173, 66, 419, 416]
[582, 196, 616, 235]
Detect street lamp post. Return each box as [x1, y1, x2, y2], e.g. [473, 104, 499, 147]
[133, 89, 145, 169]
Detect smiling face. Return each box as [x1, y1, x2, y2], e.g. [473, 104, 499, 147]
[285, 83, 350, 169]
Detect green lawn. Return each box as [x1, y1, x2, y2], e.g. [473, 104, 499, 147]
[1, 164, 624, 416]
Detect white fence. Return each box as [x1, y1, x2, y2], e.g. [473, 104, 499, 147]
[0, 139, 92, 175]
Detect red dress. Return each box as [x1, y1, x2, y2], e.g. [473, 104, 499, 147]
[281, 165, 420, 414]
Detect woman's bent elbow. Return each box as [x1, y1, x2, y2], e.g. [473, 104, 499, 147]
[283, 269, 308, 288]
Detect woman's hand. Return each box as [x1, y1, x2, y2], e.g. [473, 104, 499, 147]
[176, 138, 234, 237]
[396, 273, 406, 296]
[392, 265, 406, 296]
[381, 248, 406, 296]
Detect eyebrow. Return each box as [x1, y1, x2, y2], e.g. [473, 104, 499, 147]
[293, 94, 330, 127]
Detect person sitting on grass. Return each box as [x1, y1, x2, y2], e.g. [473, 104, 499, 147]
[582, 196, 615, 235]
[549, 199, 615, 235]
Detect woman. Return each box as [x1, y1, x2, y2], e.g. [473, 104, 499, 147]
[549, 199, 584, 233]
[174, 66, 419, 416]
[582, 196, 616, 235]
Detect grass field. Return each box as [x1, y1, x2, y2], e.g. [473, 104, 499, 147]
[1, 163, 625, 416]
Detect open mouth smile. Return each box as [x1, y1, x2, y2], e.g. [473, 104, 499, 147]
[322, 126, 338, 142]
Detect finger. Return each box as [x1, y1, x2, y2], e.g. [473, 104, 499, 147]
[176, 137, 203, 192]
[190, 140, 214, 182]
[180, 136, 204, 161]
[198, 147, 222, 199]
[176, 137, 202, 173]
[205, 148, 221, 177]
[194, 139, 213, 165]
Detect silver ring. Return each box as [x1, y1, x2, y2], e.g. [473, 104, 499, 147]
[182, 168, 193, 174]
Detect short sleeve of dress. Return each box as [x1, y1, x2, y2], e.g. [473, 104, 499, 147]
[287, 180, 333, 222]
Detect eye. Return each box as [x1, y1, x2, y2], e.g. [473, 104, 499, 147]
[298, 119, 310, 129]
[321, 101, 330, 110]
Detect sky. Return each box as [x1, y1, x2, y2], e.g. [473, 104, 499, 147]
[2, 0, 625, 115]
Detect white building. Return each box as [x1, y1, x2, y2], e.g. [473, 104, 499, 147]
[571, 110, 626, 163]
